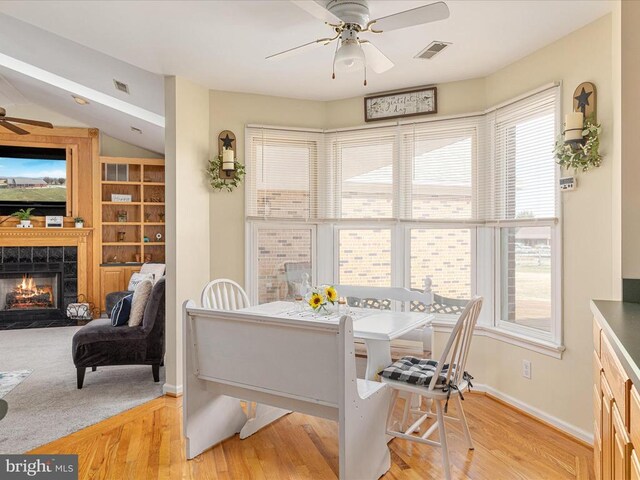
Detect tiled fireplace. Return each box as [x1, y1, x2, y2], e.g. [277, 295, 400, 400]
[0, 246, 78, 329]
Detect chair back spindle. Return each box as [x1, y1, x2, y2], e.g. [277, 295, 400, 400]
[428, 296, 483, 390]
[201, 279, 250, 310]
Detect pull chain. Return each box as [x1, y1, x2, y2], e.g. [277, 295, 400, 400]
[363, 64, 367, 86]
[332, 40, 340, 80]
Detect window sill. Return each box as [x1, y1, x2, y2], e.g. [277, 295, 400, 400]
[431, 317, 565, 359]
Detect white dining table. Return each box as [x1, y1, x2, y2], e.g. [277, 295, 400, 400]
[235, 301, 433, 439]
[241, 301, 434, 382]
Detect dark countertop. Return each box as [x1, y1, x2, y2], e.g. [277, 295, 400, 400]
[591, 300, 640, 386]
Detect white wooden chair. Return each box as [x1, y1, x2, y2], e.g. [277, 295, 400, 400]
[381, 296, 483, 480]
[199, 278, 289, 439]
[182, 303, 391, 479]
[201, 278, 250, 310]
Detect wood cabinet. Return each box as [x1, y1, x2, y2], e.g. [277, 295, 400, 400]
[631, 450, 640, 480]
[594, 316, 635, 480]
[99, 265, 141, 312]
[97, 156, 164, 313]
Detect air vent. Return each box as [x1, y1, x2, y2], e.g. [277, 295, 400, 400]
[130, 126, 142, 134]
[415, 41, 451, 60]
[113, 79, 130, 94]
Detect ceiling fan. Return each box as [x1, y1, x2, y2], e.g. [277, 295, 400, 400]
[0, 107, 53, 135]
[267, 0, 450, 85]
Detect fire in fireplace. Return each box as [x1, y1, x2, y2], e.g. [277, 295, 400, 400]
[5, 275, 55, 310]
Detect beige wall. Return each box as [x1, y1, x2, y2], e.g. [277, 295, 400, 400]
[164, 76, 211, 394]
[2, 102, 162, 160]
[324, 77, 487, 129]
[209, 91, 325, 284]
[3, 103, 88, 127]
[433, 15, 614, 436]
[621, 0, 640, 278]
[100, 133, 162, 159]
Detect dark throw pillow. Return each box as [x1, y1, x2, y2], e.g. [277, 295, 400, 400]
[111, 294, 133, 327]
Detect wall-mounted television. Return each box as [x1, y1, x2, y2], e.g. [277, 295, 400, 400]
[0, 145, 67, 216]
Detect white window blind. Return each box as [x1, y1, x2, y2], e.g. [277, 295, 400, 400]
[480, 86, 559, 222]
[246, 126, 322, 220]
[326, 126, 397, 220]
[399, 117, 480, 221]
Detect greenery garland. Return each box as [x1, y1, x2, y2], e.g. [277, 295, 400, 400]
[553, 119, 602, 172]
[206, 154, 246, 192]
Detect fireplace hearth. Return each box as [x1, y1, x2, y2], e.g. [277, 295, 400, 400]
[0, 246, 78, 330]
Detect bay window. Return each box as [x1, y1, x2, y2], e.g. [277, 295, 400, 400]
[246, 84, 562, 352]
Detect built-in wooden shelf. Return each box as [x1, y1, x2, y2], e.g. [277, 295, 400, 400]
[103, 222, 142, 226]
[99, 156, 165, 267]
[101, 181, 142, 185]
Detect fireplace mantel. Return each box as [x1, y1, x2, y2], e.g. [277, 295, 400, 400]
[0, 228, 93, 302]
[0, 227, 92, 244]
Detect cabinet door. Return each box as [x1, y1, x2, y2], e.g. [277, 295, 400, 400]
[603, 373, 614, 480]
[613, 405, 631, 480]
[123, 266, 142, 290]
[631, 450, 640, 480]
[100, 268, 125, 312]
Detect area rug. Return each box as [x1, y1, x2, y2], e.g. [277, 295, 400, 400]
[0, 370, 32, 398]
[0, 326, 164, 453]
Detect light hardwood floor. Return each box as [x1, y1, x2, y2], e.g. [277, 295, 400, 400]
[30, 393, 594, 479]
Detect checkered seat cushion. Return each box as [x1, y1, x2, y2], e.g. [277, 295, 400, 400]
[378, 356, 452, 387]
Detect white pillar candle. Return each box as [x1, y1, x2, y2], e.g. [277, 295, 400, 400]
[564, 112, 584, 142]
[222, 149, 235, 170]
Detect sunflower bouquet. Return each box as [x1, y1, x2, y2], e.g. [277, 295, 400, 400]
[307, 285, 338, 313]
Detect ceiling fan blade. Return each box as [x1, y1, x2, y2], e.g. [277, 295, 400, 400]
[360, 41, 394, 74]
[0, 120, 29, 135]
[290, 0, 342, 24]
[266, 38, 329, 60]
[3, 117, 53, 129]
[371, 1, 450, 32]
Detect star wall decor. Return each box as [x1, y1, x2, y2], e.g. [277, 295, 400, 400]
[572, 82, 597, 120]
[217, 130, 237, 155]
[574, 87, 592, 114]
[221, 133, 234, 150]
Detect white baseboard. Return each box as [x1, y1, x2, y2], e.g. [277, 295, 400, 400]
[162, 383, 183, 396]
[472, 383, 593, 445]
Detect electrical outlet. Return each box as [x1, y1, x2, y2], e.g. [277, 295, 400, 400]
[522, 360, 532, 379]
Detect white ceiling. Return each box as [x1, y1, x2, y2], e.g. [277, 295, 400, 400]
[0, 0, 613, 154]
[0, 0, 612, 101]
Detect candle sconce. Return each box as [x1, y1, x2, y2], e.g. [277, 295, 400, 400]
[218, 130, 237, 180]
[563, 82, 597, 146]
[207, 130, 246, 192]
[555, 81, 602, 180]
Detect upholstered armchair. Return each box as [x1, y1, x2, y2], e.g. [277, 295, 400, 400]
[72, 277, 165, 389]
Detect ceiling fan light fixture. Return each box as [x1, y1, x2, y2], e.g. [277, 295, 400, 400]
[334, 39, 365, 73]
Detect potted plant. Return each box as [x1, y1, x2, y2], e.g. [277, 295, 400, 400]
[74, 217, 84, 228]
[11, 208, 34, 228]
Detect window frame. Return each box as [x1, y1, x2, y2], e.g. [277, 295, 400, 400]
[245, 221, 317, 306]
[492, 220, 562, 345]
[244, 85, 564, 355]
[403, 223, 478, 315]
